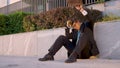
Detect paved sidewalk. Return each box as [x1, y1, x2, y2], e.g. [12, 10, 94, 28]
[0, 56, 120, 68]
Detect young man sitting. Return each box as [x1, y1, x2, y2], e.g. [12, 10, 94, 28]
[38, 18, 99, 63]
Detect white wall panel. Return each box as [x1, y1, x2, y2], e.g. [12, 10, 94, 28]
[94, 20, 120, 59]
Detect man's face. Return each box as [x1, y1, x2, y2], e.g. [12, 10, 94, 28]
[72, 21, 81, 30]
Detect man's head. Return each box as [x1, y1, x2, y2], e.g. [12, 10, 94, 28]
[67, 18, 82, 30]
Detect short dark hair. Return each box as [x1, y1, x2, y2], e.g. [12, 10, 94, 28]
[71, 17, 82, 24]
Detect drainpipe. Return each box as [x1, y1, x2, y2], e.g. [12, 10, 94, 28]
[7, 0, 10, 14]
[104, 0, 107, 16]
[46, 0, 49, 11]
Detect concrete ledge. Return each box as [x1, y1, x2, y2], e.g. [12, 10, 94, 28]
[0, 28, 67, 59]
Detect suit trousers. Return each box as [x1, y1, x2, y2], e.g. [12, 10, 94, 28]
[48, 35, 91, 59]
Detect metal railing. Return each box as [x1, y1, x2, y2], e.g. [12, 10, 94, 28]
[84, 0, 97, 5]
[0, 0, 107, 14]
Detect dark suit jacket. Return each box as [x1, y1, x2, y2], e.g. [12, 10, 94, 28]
[73, 7, 95, 31]
[65, 23, 99, 57]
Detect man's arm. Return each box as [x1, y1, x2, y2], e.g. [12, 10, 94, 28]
[79, 6, 94, 31]
[65, 27, 73, 39]
[79, 7, 94, 23]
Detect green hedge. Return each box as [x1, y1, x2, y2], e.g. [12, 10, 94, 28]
[0, 14, 8, 35]
[0, 12, 30, 35]
[23, 7, 102, 31]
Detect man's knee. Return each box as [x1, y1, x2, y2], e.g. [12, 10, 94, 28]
[58, 35, 66, 40]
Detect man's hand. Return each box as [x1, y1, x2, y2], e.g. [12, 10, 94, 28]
[66, 20, 73, 29]
[75, 5, 88, 16]
[89, 55, 99, 59]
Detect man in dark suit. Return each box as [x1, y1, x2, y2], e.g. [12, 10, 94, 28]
[38, 17, 99, 63]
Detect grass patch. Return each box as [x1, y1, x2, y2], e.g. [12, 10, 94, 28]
[99, 14, 120, 22]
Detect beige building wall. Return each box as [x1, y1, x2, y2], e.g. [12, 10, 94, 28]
[9, 0, 21, 4]
[0, 0, 21, 8]
[0, 0, 7, 8]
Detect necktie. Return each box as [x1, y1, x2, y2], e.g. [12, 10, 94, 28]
[76, 31, 81, 45]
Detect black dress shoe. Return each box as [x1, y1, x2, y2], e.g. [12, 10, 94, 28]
[38, 54, 54, 61]
[65, 51, 77, 63]
[65, 58, 76, 63]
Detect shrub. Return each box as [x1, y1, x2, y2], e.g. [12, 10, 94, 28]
[23, 8, 73, 31]
[5, 12, 30, 34]
[23, 7, 103, 31]
[23, 15, 36, 32]
[0, 12, 30, 36]
[96, 0, 105, 3]
[0, 14, 8, 35]
[101, 15, 120, 22]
